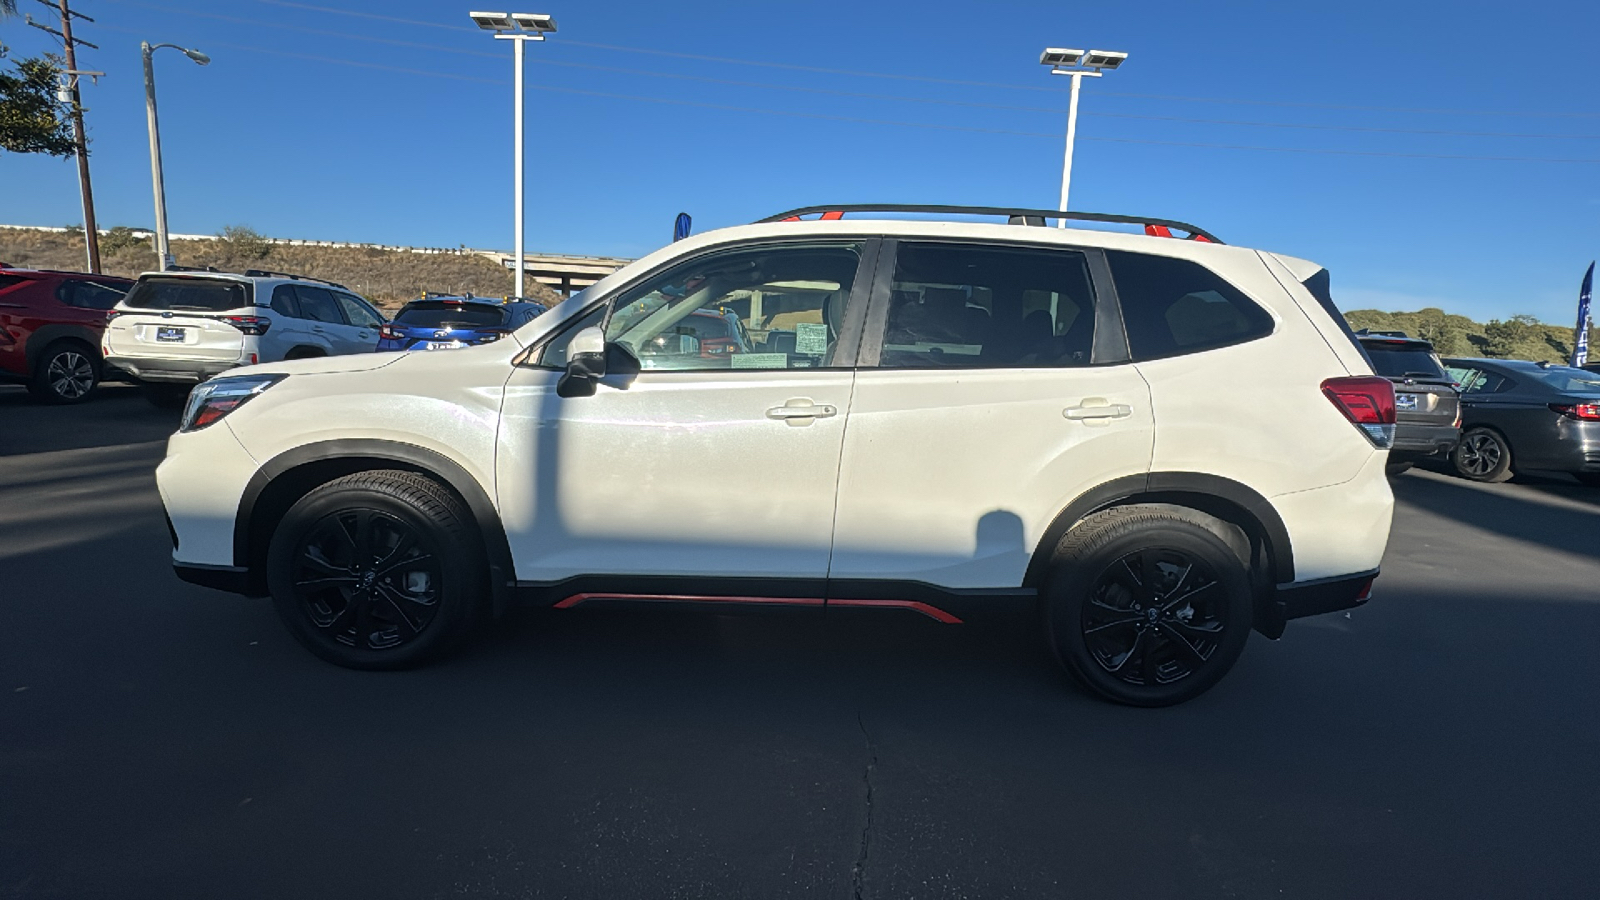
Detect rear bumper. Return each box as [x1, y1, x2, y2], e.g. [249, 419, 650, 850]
[173, 562, 258, 595]
[107, 356, 241, 383]
[1390, 422, 1459, 458]
[1256, 569, 1378, 637]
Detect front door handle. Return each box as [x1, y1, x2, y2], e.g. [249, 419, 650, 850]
[1064, 400, 1133, 421]
[767, 398, 838, 426]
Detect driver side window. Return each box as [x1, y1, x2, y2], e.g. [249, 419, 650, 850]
[600, 242, 865, 372]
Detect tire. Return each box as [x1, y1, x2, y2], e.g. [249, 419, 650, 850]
[1452, 427, 1513, 483]
[28, 341, 100, 404]
[141, 383, 192, 409]
[1575, 473, 1600, 488]
[1385, 461, 1413, 476]
[1041, 505, 1254, 707]
[266, 470, 485, 670]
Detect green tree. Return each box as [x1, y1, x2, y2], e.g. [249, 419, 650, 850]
[0, 46, 75, 157]
[217, 224, 272, 261]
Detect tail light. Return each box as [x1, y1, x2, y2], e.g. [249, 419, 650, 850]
[106, 309, 129, 324]
[1322, 376, 1396, 448]
[222, 315, 271, 336]
[378, 324, 404, 340]
[1550, 402, 1600, 421]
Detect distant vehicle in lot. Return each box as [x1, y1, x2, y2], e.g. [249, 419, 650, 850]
[0, 264, 134, 403]
[155, 204, 1395, 706]
[376, 296, 545, 352]
[1441, 357, 1600, 485]
[1355, 332, 1461, 474]
[103, 269, 388, 406]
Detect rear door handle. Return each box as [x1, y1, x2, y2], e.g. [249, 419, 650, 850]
[767, 398, 838, 426]
[1064, 401, 1133, 420]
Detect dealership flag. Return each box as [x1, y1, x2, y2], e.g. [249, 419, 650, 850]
[1574, 262, 1594, 368]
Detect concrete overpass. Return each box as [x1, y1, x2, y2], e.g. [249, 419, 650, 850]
[485, 252, 634, 297]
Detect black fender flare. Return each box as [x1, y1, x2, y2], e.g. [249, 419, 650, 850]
[234, 439, 516, 611]
[26, 324, 102, 373]
[1023, 471, 1296, 587]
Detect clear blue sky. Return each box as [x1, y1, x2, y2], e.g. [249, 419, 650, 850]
[3, 0, 1597, 323]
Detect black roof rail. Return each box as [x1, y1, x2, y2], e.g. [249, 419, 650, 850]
[241, 269, 352, 291]
[757, 204, 1223, 244]
[165, 264, 223, 273]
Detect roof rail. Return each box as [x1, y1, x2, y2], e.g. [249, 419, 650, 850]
[241, 269, 352, 291]
[165, 265, 223, 273]
[757, 204, 1222, 244]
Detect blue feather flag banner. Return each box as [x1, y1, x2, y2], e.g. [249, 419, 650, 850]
[1573, 262, 1593, 368]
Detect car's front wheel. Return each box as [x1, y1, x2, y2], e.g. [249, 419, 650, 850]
[29, 341, 100, 404]
[1042, 505, 1254, 707]
[267, 470, 485, 669]
[1452, 427, 1514, 482]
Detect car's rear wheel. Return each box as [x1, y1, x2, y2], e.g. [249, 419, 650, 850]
[1042, 505, 1254, 707]
[1452, 428, 1513, 482]
[28, 341, 99, 404]
[267, 470, 484, 669]
[141, 382, 192, 409]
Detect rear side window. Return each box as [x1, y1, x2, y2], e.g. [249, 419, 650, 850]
[124, 277, 252, 312]
[270, 285, 302, 318]
[292, 286, 345, 324]
[57, 280, 130, 310]
[1108, 251, 1273, 361]
[877, 242, 1098, 369]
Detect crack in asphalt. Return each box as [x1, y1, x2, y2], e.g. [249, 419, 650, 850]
[852, 711, 877, 900]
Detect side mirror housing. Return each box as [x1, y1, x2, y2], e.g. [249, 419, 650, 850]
[557, 326, 607, 398]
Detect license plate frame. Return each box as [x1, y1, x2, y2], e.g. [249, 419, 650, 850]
[155, 327, 186, 343]
[423, 341, 466, 351]
[1396, 392, 1419, 412]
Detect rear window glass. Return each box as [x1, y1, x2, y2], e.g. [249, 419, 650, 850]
[1107, 251, 1273, 361]
[1523, 366, 1600, 395]
[124, 278, 251, 312]
[395, 303, 506, 329]
[1362, 343, 1449, 381]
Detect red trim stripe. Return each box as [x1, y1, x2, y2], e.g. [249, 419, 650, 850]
[819, 210, 845, 220]
[552, 592, 962, 623]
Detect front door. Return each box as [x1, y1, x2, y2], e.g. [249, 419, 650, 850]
[497, 239, 875, 586]
[829, 240, 1156, 589]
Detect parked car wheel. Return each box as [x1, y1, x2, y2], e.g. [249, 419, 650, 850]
[1452, 427, 1514, 483]
[266, 470, 485, 670]
[141, 383, 192, 409]
[1041, 505, 1253, 707]
[28, 341, 100, 404]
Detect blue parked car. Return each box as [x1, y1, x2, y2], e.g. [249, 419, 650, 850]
[376, 296, 546, 352]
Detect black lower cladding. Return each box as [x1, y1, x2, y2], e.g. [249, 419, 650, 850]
[173, 563, 256, 595]
[1273, 569, 1377, 622]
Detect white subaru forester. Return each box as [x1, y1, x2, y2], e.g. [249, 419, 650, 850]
[158, 206, 1395, 706]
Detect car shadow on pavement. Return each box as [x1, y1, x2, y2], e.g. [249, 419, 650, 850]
[0, 384, 180, 457]
[1391, 466, 1600, 564]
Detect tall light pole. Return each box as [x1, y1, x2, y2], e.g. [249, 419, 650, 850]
[142, 42, 209, 271]
[1040, 48, 1128, 226]
[470, 11, 557, 301]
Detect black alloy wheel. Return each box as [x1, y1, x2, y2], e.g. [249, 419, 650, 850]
[1452, 428, 1513, 483]
[267, 470, 484, 669]
[30, 342, 99, 404]
[1080, 549, 1229, 688]
[1043, 505, 1254, 706]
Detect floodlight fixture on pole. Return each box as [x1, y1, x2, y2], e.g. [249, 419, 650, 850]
[143, 41, 210, 271]
[470, 11, 557, 301]
[1040, 46, 1129, 227]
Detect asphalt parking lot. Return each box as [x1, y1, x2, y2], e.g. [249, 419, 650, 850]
[4, 383, 1599, 900]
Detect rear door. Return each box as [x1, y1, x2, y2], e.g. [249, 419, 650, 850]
[288, 286, 353, 356]
[829, 240, 1154, 589]
[106, 277, 251, 364]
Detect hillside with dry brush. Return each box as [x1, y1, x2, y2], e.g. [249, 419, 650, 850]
[0, 226, 563, 311]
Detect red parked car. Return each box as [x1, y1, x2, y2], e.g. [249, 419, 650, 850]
[0, 264, 135, 403]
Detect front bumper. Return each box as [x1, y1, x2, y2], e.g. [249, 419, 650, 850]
[108, 355, 241, 383]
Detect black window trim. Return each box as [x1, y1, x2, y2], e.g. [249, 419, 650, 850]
[521, 236, 882, 373]
[856, 237, 1132, 371]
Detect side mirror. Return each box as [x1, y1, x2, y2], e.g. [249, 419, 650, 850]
[557, 326, 607, 398]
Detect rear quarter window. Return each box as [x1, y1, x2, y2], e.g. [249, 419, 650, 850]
[1107, 250, 1273, 361]
[124, 278, 252, 312]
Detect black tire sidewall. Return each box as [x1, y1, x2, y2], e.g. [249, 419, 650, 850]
[1044, 517, 1254, 707]
[1453, 428, 1512, 482]
[141, 383, 192, 409]
[266, 481, 478, 670]
[31, 342, 100, 404]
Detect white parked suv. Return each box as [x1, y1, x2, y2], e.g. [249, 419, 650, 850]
[103, 269, 387, 406]
[156, 206, 1396, 706]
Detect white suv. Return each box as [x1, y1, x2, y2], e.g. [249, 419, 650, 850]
[104, 269, 387, 405]
[155, 206, 1396, 706]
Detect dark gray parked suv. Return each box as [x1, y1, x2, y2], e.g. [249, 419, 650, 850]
[1441, 357, 1600, 485]
[1356, 333, 1460, 473]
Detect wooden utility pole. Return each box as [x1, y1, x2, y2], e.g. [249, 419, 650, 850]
[29, 0, 102, 273]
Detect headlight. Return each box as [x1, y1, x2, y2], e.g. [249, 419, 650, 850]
[180, 374, 286, 432]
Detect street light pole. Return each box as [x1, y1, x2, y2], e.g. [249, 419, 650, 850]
[141, 42, 209, 272]
[470, 12, 557, 301]
[1040, 48, 1129, 227]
